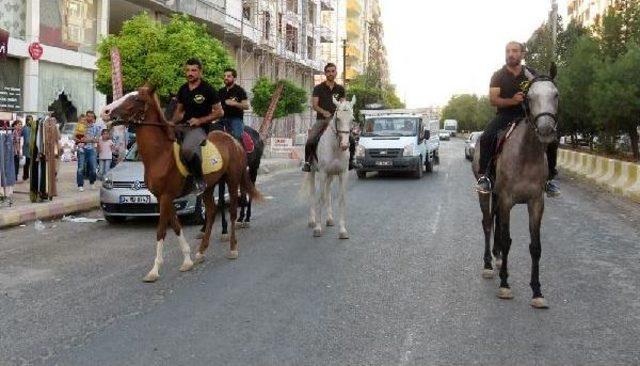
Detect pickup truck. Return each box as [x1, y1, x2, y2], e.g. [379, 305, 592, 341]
[355, 110, 440, 179]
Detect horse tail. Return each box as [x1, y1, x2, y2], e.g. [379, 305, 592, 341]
[241, 163, 263, 203]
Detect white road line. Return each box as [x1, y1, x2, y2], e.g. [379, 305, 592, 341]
[431, 203, 442, 234]
[399, 331, 414, 365]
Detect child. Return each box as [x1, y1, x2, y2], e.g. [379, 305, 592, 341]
[98, 129, 114, 179]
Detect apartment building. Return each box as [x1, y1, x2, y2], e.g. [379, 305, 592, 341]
[567, 0, 616, 27]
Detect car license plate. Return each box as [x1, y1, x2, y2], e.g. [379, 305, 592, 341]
[375, 160, 392, 166]
[120, 195, 150, 204]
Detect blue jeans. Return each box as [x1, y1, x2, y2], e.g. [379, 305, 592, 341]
[77, 148, 97, 187]
[222, 117, 244, 140]
[99, 159, 111, 179]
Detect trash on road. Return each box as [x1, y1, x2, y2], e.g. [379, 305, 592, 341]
[34, 220, 45, 231]
[62, 215, 105, 223]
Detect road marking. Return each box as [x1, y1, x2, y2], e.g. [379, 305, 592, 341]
[399, 331, 414, 365]
[431, 203, 442, 234]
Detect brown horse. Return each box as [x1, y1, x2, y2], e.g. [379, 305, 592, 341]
[101, 85, 262, 282]
[472, 66, 558, 309]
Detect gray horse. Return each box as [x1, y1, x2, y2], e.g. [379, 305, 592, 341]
[472, 65, 559, 309]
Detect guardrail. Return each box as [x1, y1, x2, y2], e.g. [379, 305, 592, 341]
[558, 149, 640, 203]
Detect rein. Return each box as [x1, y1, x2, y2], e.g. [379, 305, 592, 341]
[523, 75, 558, 136]
[332, 111, 351, 138]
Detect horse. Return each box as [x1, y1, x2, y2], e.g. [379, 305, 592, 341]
[164, 97, 265, 240]
[101, 85, 262, 282]
[302, 96, 356, 239]
[472, 65, 558, 309]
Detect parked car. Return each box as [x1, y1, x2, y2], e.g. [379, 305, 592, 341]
[465, 131, 483, 160]
[100, 143, 205, 224]
[438, 130, 451, 141]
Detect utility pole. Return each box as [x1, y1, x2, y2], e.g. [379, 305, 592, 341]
[342, 38, 347, 86]
[239, 0, 245, 83]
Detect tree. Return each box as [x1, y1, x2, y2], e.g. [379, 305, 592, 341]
[250, 78, 307, 118]
[596, 0, 640, 60]
[96, 13, 234, 101]
[589, 44, 640, 160]
[441, 94, 480, 132]
[526, 15, 563, 72]
[346, 69, 404, 122]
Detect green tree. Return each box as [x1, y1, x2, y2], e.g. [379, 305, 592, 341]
[596, 0, 640, 60]
[589, 44, 640, 160]
[441, 94, 479, 132]
[96, 13, 234, 100]
[526, 15, 563, 72]
[346, 67, 404, 121]
[250, 78, 307, 118]
[474, 96, 495, 131]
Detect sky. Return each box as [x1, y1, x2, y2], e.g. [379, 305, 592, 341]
[379, 0, 568, 108]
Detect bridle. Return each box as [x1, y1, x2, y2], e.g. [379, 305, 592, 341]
[522, 75, 558, 136]
[108, 96, 172, 128]
[332, 107, 352, 139]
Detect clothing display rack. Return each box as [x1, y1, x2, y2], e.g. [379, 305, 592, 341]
[0, 122, 18, 206]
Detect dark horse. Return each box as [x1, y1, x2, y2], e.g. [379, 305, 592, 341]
[102, 86, 262, 282]
[472, 65, 559, 309]
[164, 97, 264, 240]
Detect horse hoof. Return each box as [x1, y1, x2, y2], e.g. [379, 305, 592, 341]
[339, 231, 349, 240]
[313, 229, 322, 237]
[531, 297, 549, 309]
[308, 221, 316, 228]
[179, 262, 194, 272]
[497, 287, 514, 299]
[482, 269, 495, 279]
[220, 234, 230, 242]
[143, 273, 159, 283]
[226, 250, 239, 260]
[194, 253, 206, 265]
[495, 259, 503, 269]
[326, 219, 335, 227]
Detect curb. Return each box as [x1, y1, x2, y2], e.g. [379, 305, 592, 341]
[558, 149, 640, 204]
[0, 159, 300, 229]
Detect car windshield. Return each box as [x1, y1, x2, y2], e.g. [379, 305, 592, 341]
[60, 123, 76, 134]
[125, 143, 140, 161]
[363, 118, 419, 137]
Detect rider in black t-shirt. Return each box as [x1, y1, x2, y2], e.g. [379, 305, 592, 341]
[218, 68, 249, 141]
[476, 42, 560, 197]
[170, 58, 224, 189]
[302, 63, 359, 172]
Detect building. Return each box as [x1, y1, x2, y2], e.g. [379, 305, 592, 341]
[567, 0, 616, 27]
[1, 0, 109, 121]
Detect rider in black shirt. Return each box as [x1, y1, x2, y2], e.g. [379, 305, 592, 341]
[171, 58, 224, 190]
[476, 42, 560, 197]
[218, 67, 249, 141]
[302, 63, 359, 172]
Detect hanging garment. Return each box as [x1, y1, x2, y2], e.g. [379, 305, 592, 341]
[43, 120, 59, 198]
[29, 120, 40, 202]
[0, 132, 17, 187]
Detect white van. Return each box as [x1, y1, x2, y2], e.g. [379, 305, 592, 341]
[443, 119, 458, 137]
[355, 110, 440, 179]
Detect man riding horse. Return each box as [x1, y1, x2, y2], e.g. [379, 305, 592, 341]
[475, 41, 560, 197]
[302, 63, 359, 172]
[169, 58, 224, 192]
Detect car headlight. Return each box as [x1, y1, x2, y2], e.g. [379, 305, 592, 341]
[355, 145, 365, 158]
[103, 175, 113, 190]
[403, 144, 415, 156]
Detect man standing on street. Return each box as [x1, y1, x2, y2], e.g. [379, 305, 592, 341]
[170, 58, 224, 190]
[219, 68, 249, 141]
[75, 113, 100, 191]
[302, 63, 358, 172]
[475, 41, 560, 197]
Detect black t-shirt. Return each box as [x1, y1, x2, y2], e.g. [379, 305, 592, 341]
[490, 65, 537, 119]
[312, 82, 346, 119]
[177, 80, 220, 127]
[218, 84, 248, 119]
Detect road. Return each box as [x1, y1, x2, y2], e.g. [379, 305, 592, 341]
[1, 139, 639, 365]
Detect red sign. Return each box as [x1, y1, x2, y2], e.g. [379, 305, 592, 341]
[0, 28, 9, 61]
[28, 42, 43, 60]
[110, 47, 123, 99]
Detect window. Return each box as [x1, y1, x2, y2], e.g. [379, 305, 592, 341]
[307, 36, 314, 59]
[264, 12, 271, 39]
[308, 2, 316, 25]
[287, 0, 298, 14]
[286, 24, 298, 53]
[278, 13, 283, 35]
[243, 4, 251, 21]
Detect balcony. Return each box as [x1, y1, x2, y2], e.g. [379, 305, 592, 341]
[318, 25, 333, 43]
[320, 0, 335, 11]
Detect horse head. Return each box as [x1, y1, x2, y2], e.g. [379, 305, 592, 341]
[101, 84, 158, 127]
[332, 95, 356, 151]
[524, 64, 559, 144]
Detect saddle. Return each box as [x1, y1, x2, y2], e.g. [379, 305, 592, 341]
[241, 131, 255, 154]
[173, 140, 223, 178]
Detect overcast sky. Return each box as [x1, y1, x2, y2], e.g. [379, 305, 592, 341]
[379, 0, 568, 108]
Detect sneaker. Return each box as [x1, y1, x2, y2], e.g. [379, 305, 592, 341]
[545, 180, 561, 197]
[78, 186, 84, 192]
[475, 176, 492, 194]
[301, 162, 312, 172]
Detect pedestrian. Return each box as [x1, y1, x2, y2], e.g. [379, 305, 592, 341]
[218, 67, 249, 141]
[85, 110, 101, 171]
[21, 115, 34, 181]
[74, 114, 100, 191]
[11, 120, 22, 179]
[98, 129, 114, 179]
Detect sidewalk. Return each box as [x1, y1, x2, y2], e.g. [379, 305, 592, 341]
[0, 158, 301, 229]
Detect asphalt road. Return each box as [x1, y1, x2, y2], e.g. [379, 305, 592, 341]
[1, 138, 639, 365]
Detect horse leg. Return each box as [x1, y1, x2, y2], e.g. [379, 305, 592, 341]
[313, 172, 325, 237]
[528, 198, 548, 308]
[226, 177, 240, 259]
[169, 212, 193, 272]
[497, 201, 514, 299]
[143, 196, 172, 282]
[245, 162, 258, 226]
[493, 203, 502, 269]
[308, 171, 318, 228]
[244, 196, 252, 227]
[325, 175, 334, 227]
[196, 187, 217, 264]
[219, 181, 229, 242]
[337, 172, 349, 239]
[480, 194, 494, 278]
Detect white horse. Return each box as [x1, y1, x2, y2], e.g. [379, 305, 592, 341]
[303, 96, 356, 239]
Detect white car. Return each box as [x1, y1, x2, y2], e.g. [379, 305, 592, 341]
[438, 130, 451, 141]
[465, 131, 483, 160]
